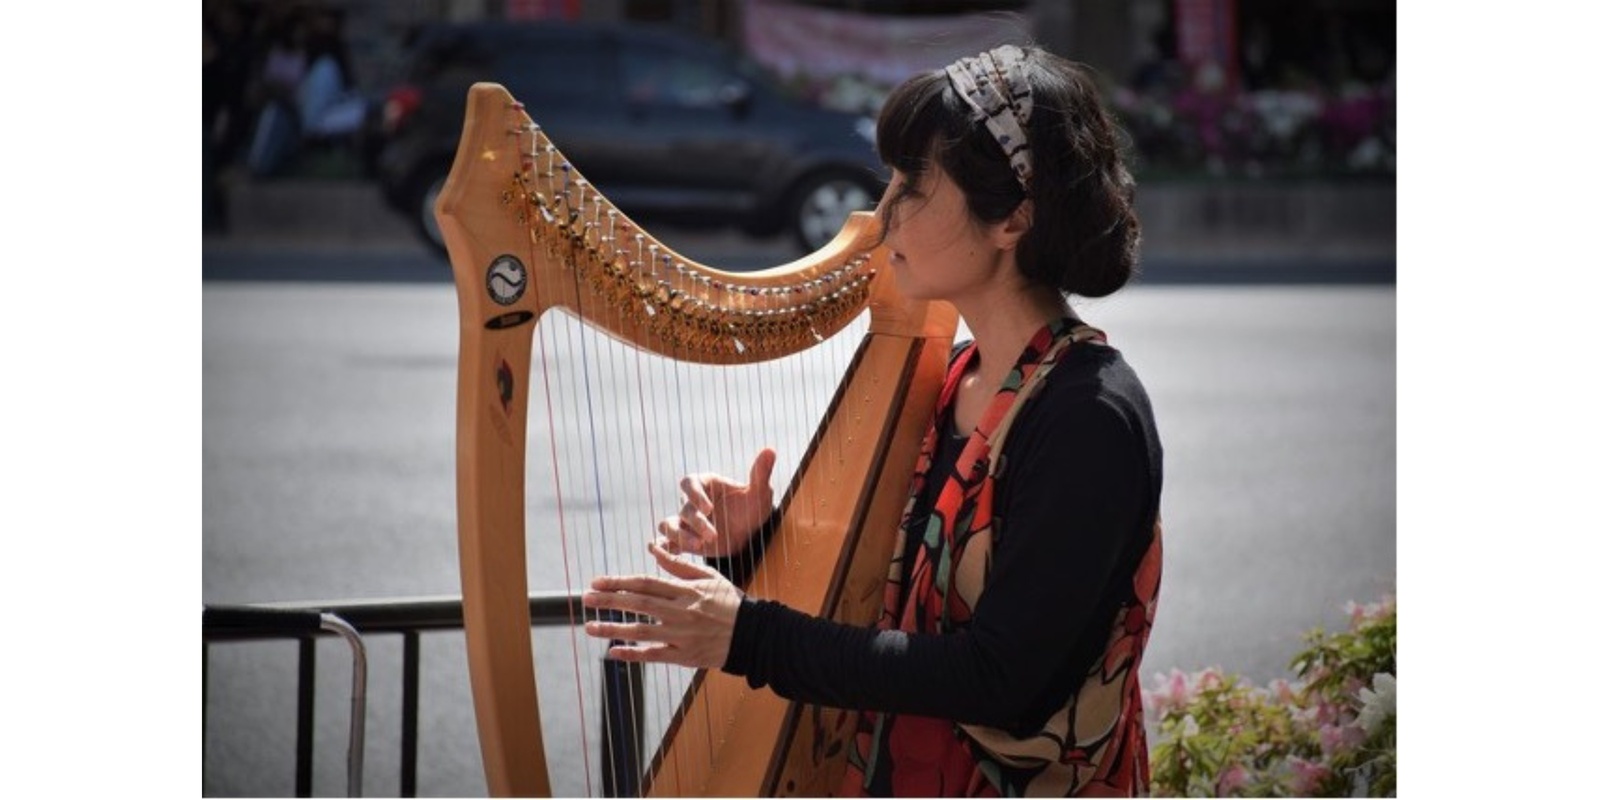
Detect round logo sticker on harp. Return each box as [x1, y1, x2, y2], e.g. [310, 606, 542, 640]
[486, 255, 527, 306]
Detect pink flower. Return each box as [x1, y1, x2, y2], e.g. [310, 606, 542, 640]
[1318, 723, 1341, 753]
[1344, 597, 1396, 628]
[1287, 756, 1331, 794]
[1165, 669, 1190, 708]
[1269, 678, 1297, 704]
[1143, 668, 1189, 716]
[1344, 596, 1396, 628]
[1216, 763, 1249, 796]
[1290, 703, 1320, 726]
[1140, 689, 1160, 715]
[1319, 722, 1366, 755]
[1314, 701, 1341, 726]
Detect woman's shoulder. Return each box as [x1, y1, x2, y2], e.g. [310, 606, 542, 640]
[1022, 341, 1162, 454]
[1046, 342, 1151, 408]
[998, 340, 1164, 502]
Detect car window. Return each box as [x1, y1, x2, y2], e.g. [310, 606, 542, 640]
[619, 44, 739, 110]
[733, 54, 805, 104]
[499, 37, 614, 106]
[408, 32, 495, 83]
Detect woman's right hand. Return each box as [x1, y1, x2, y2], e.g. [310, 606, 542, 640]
[658, 448, 777, 558]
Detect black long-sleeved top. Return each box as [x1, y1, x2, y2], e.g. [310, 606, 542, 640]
[719, 341, 1163, 737]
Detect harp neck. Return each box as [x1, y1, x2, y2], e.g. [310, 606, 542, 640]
[436, 82, 944, 364]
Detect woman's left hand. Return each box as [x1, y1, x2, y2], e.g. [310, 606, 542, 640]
[581, 539, 743, 669]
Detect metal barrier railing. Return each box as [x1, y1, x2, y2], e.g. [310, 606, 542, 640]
[201, 593, 643, 797]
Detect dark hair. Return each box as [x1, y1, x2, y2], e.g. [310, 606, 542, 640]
[875, 47, 1140, 298]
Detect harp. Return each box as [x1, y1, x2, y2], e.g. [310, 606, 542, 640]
[441, 83, 957, 796]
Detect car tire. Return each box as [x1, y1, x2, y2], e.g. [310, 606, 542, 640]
[788, 171, 878, 253]
[408, 166, 450, 259]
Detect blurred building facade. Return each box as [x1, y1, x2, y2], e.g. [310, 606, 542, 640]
[205, 0, 1393, 266]
[209, 0, 1392, 180]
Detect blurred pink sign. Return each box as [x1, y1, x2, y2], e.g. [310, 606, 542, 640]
[1172, 0, 1238, 83]
[504, 0, 579, 21]
[743, 0, 1031, 93]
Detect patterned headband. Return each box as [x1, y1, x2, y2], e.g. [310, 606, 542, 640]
[943, 45, 1034, 191]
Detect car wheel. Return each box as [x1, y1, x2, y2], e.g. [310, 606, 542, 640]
[790, 172, 877, 253]
[410, 167, 450, 258]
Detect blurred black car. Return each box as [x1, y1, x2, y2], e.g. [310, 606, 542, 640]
[375, 20, 885, 257]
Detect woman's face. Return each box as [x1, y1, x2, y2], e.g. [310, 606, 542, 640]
[878, 161, 1004, 303]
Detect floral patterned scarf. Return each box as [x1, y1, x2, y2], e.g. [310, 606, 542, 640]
[839, 317, 1164, 797]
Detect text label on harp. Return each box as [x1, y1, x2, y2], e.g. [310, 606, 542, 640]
[486, 254, 527, 306]
[485, 310, 534, 330]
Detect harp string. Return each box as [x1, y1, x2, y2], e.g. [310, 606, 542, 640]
[543, 257, 590, 800]
[512, 124, 599, 793]
[531, 315, 595, 798]
[632, 224, 669, 798]
[645, 262, 678, 795]
[590, 178, 681, 793]
[628, 257, 666, 800]
[664, 256, 702, 793]
[532, 327, 873, 794]
[601, 206, 656, 798]
[614, 217, 659, 793]
[579, 248, 617, 796]
[506, 110, 879, 796]
[546, 136, 608, 797]
[633, 246, 672, 796]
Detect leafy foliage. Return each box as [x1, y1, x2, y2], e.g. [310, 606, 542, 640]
[1146, 597, 1396, 797]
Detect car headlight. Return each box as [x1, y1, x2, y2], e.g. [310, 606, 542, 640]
[854, 116, 876, 146]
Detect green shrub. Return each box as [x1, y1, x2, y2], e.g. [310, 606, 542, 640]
[1146, 597, 1396, 796]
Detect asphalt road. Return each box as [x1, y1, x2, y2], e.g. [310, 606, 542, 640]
[201, 240, 1395, 797]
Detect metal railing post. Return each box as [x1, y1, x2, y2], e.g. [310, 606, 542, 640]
[600, 653, 645, 797]
[204, 593, 587, 797]
[401, 631, 420, 797]
[319, 614, 368, 798]
[297, 637, 316, 797]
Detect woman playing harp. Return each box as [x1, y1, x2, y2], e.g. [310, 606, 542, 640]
[583, 45, 1166, 797]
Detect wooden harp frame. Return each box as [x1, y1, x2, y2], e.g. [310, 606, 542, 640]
[440, 83, 957, 797]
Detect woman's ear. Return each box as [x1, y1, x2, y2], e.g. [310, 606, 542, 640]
[992, 197, 1033, 251]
